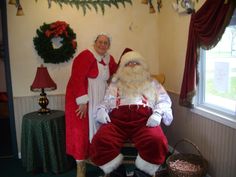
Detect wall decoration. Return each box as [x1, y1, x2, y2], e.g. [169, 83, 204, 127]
[172, 0, 198, 15]
[8, 0, 24, 16]
[33, 21, 77, 64]
[141, 0, 162, 13]
[42, 0, 132, 15]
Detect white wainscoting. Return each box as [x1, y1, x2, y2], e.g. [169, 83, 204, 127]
[165, 92, 236, 177]
[13, 93, 236, 177]
[13, 94, 65, 154]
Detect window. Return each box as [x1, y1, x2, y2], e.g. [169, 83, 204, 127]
[196, 17, 236, 125]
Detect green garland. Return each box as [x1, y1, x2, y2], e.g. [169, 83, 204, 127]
[33, 21, 77, 64]
[43, 0, 132, 15]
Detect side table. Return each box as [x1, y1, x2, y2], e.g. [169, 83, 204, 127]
[21, 110, 73, 174]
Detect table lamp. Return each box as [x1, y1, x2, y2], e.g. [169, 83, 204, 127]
[30, 64, 57, 114]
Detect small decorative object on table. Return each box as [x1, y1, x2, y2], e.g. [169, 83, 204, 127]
[31, 64, 57, 114]
[166, 139, 208, 177]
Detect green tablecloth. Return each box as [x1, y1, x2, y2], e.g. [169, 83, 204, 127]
[21, 110, 73, 174]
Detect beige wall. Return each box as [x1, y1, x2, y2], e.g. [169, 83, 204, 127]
[7, 0, 206, 96]
[158, 0, 205, 93]
[7, 0, 210, 148]
[7, 0, 161, 97]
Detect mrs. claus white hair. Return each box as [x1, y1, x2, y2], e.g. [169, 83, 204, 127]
[94, 32, 112, 43]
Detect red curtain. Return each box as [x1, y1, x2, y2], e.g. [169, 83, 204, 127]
[179, 0, 235, 107]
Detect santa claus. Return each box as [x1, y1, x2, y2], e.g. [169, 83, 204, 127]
[90, 50, 173, 177]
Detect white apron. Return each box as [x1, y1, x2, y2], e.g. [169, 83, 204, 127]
[88, 52, 110, 142]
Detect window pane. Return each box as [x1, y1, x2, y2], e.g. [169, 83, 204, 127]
[204, 26, 236, 115]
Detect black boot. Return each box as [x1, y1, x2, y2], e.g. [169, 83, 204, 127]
[107, 164, 127, 177]
[132, 169, 152, 177]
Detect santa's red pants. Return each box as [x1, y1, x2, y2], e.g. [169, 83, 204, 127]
[90, 105, 168, 166]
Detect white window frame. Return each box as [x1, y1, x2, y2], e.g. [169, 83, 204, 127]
[192, 10, 236, 129]
[193, 47, 236, 130]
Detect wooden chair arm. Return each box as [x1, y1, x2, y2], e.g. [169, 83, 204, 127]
[151, 74, 165, 85]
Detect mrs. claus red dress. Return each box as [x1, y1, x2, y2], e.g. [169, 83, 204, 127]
[65, 48, 117, 160]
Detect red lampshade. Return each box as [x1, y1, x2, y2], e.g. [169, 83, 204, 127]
[31, 65, 57, 92]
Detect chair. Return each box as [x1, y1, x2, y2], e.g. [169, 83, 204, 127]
[122, 74, 166, 166]
[151, 74, 165, 85]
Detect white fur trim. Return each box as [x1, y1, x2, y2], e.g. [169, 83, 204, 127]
[100, 154, 123, 174]
[76, 160, 84, 163]
[76, 95, 89, 105]
[135, 154, 160, 176]
[88, 47, 110, 64]
[120, 51, 145, 68]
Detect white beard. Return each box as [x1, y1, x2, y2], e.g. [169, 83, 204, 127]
[115, 65, 158, 102]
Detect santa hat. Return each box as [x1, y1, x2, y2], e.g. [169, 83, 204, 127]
[118, 49, 146, 69]
[117, 48, 133, 65]
[112, 48, 147, 82]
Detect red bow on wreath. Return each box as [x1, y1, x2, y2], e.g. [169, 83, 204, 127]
[45, 21, 69, 38]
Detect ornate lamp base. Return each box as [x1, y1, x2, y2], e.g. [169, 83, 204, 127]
[38, 90, 51, 114]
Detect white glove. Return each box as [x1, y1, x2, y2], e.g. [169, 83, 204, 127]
[146, 113, 162, 127]
[96, 108, 111, 124]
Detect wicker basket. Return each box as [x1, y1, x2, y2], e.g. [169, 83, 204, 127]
[166, 139, 208, 177]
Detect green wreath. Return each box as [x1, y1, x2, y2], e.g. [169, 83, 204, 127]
[33, 21, 77, 64]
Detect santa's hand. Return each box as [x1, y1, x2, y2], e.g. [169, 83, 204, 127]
[96, 108, 111, 124]
[146, 113, 162, 127]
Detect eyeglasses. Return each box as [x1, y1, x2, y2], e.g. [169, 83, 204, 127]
[96, 40, 110, 46]
[125, 61, 140, 67]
